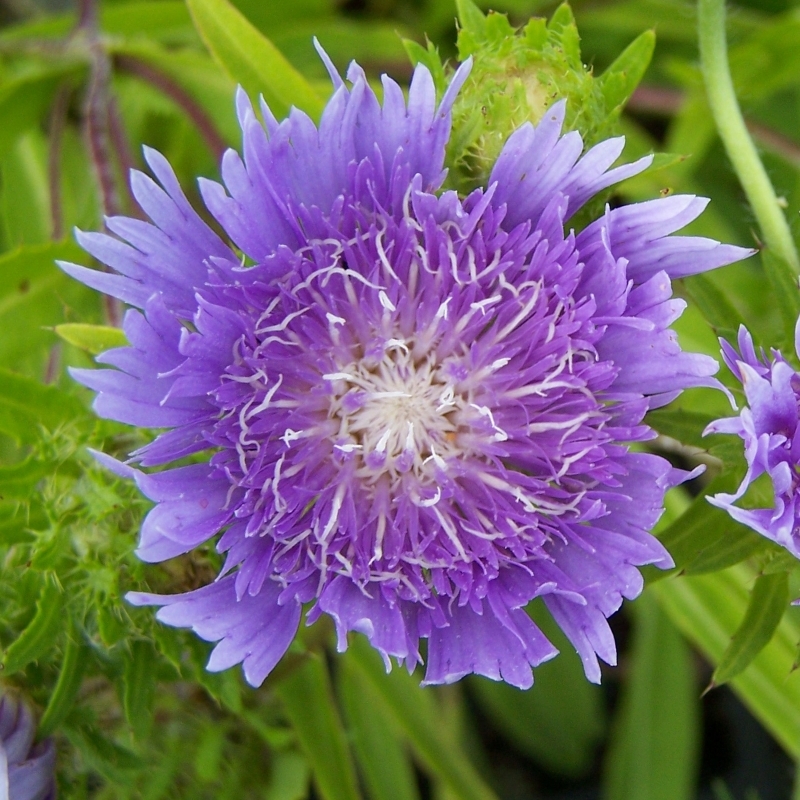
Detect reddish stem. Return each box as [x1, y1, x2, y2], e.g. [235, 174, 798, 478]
[114, 53, 228, 162]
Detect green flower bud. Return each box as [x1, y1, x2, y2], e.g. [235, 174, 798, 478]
[429, 1, 655, 193]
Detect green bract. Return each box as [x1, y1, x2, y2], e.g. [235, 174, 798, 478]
[412, 1, 655, 192]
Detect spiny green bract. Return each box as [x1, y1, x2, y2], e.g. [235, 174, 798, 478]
[408, 1, 655, 193]
[0, 412, 309, 798]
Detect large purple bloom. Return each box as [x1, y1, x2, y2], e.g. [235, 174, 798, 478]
[65, 55, 750, 688]
[0, 694, 56, 800]
[705, 324, 800, 559]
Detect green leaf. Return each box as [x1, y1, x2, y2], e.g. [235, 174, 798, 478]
[682, 273, 742, 339]
[123, 640, 158, 739]
[0, 368, 88, 443]
[111, 41, 240, 147]
[275, 20, 414, 78]
[0, 2, 193, 44]
[0, 458, 51, 501]
[653, 475, 769, 578]
[455, 0, 487, 38]
[653, 564, 800, 758]
[266, 751, 311, 800]
[338, 655, 420, 800]
[597, 30, 656, 113]
[762, 249, 800, 349]
[469, 603, 605, 778]
[712, 571, 790, 686]
[0, 65, 81, 161]
[1, 131, 51, 248]
[276, 655, 362, 800]
[64, 720, 144, 784]
[38, 619, 89, 737]
[229, 0, 332, 32]
[0, 501, 43, 545]
[185, 0, 324, 120]
[55, 323, 128, 355]
[347, 636, 498, 800]
[0, 241, 101, 375]
[193, 724, 226, 783]
[646, 407, 716, 450]
[403, 39, 447, 96]
[603, 592, 700, 800]
[3, 574, 64, 675]
[101, 1, 194, 41]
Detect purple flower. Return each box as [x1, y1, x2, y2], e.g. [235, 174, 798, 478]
[705, 324, 800, 559]
[0, 694, 56, 800]
[64, 53, 750, 689]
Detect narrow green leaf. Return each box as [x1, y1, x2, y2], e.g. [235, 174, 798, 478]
[55, 323, 128, 355]
[683, 273, 741, 339]
[653, 565, 800, 758]
[339, 655, 420, 800]
[469, 603, 604, 778]
[0, 368, 88, 443]
[597, 30, 656, 112]
[185, 0, 324, 120]
[653, 475, 769, 578]
[276, 655, 362, 800]
[38, 620, 89, 737]
[266, 751, 310, 800]
[347, 636, 498, 800]
[713, 571, 790, 686]
[123, 640, 158, 739]
[0, 241, 101, 375]
[1, 131, 50, 247]
[762, 249, 800, 348]
[646, 407, 716, 450]
[0, 65, 81, 161]
[3, 575, 64, 674]
[101, 1, 193, 40]
[0, 2, 192, 44]
[193, 724, 226, 782]
[683, 525, 769, 576]
[760, 549, 800, 575]
[603, 592, 700, 800]
[63, 721, 144, 784]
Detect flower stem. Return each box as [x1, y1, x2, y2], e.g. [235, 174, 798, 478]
[697, 0, 799, 272]
[114, 54, 227, 163]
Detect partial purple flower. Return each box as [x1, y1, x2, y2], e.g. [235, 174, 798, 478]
[64, 53, 751, 689]
[0, 694, 56, 800]
[705, 324, 800, 560]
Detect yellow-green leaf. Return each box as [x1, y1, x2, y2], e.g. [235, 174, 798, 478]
[713, 571, 790, 686]
[55, 323, 128, 355]
[186, 0, 324, 120]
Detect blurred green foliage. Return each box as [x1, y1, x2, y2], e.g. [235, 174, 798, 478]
[1, 0, 800, 797]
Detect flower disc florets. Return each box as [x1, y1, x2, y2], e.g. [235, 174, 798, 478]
[65, 52, 751, 688]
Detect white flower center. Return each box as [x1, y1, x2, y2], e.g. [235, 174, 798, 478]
[323, 338, 484, 483]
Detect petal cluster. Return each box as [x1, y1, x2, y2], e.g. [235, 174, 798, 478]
[0, 694, 56, 800]
[706, 325, 800, 558]
[65, 55, 751, 688]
